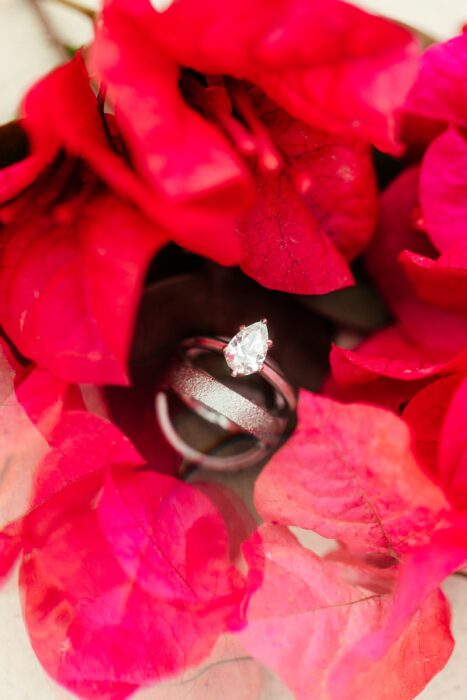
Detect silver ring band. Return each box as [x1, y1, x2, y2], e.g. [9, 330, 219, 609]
[155, 390, 272, 471]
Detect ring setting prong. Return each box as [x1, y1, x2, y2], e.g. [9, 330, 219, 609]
[224, 319, 271, 377]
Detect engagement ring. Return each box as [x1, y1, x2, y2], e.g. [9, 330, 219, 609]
[155, 320, 297, 470]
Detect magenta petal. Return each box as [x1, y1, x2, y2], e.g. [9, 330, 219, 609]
[97, 468, 244, 606]
[366, 164, 467, 356]
[420, 128, 467, 253]
[405, 34, 467, 128]
[21, 510, 219, 698]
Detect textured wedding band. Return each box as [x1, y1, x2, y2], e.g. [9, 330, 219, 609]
[167, 362, 285, 442]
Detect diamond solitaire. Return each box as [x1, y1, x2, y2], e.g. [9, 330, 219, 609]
[224, 320, 272, 377]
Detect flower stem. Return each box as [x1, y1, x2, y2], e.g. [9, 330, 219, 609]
[28, 0, 70, 59]
[51, 0, 96, 20]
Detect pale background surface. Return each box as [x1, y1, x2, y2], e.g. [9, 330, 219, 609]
[0, 1, 466, 698]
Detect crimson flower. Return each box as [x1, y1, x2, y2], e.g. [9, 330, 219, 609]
[91, 0, 421, 292]
[329, 34, 467, 408]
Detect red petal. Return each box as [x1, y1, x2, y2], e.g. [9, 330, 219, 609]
[24, 54, 254, 266]
[239, 525, 452, 700]
[403, 375, 463, 481]
[366, 165, 467, 356]
[97, 469, 245, 607]
[0, 133, 54, 204]
[323, 370, 425, 413]
[249, 90, 378, 260]
[330, 325, 464, 385]
[0, 184, 163, 385]
[106, 0, 419, 150]
[255, 392, 449, 556]
[240, 168, 353, 293]
[92, 16, 253, 265]
[400, 246, 467, 314]
[254, 4, 419, 153]
[438, 376, 467, 508]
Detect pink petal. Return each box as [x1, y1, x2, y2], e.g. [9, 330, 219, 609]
[31, 413, 143, 510]
[239, 525, 452, 700]
[0, 340, 144, 577]
[0, 524, 22, 582]
[330, 519, 466, 698]
[0, 359, 64, 534]
[255, 391, 449, 556]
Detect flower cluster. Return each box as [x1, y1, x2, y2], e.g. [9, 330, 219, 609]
[0, 1, 466, 699]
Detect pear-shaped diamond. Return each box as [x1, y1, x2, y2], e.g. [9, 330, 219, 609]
[224, 321, 270, 376]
